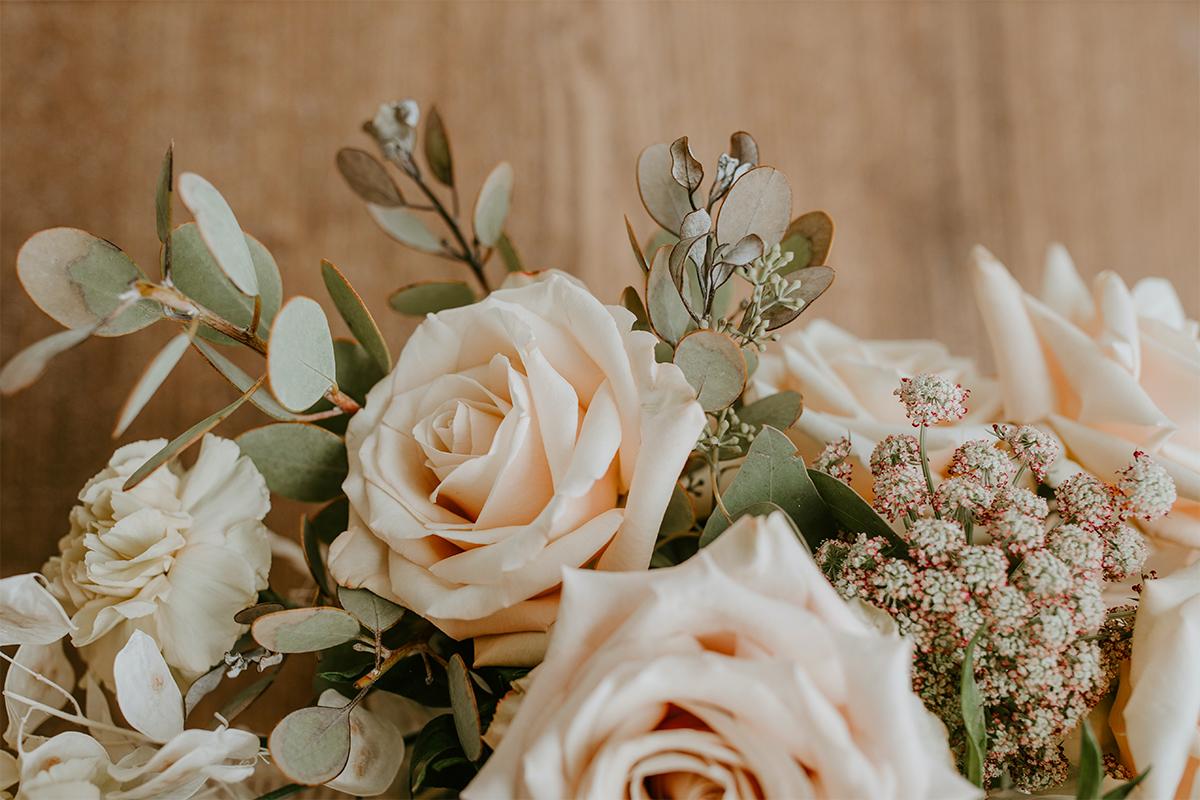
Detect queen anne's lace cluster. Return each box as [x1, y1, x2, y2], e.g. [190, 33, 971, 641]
[813, 436, 854, 483]
[814, 375, 1176, 791]
[894, 374, 970, 427]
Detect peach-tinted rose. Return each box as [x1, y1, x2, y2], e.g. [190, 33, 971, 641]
[973, 245, 1200, 563]
[328, 272, 705, 666]
[465, 512, 977, 800]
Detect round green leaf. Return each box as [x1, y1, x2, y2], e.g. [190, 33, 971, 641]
[447, 654, 482, 761]
[673, 330, 746, 412]
[171, 223, 282, 344]
[367, 204, 443, 253]
[267, 297, 337, 413]
[236, 423, 348, 502]
[473, 162, 513, 247]
[637, 143, 702, 233]
[178, 172, 258, 296]
[16, 228, 158, 336]
[337, 587, 405, 634]
[268, 705, 352, 786]
[715, 166, 792, 249]
[251, 607, 360, 653]
[646, 246, 694, 345]
[389, 281, 476, 316]
[738, 390, 803, 432]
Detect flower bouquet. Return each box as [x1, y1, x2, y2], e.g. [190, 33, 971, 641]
[1, 99, 1196, 800]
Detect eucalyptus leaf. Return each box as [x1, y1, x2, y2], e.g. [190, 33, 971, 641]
[637, 143, 702, 233]
[236, 423, 348, 502]
[447, 654, 483, 761]
[738, 391, 803, 432]
[251, 607, 361, 653]
[763, 266, 835, 331]
[113, 328, 194, 436]
[155, 143, 173, 245]
[729, 131, 759, 168]
[619, 286, 650, 331]
[960, 631, 987, 788]
[336, 147, 404, 207]
[170, 223, 282, 344]
[320, 260, 391, 376]
[700, 427, 836, 549]
[192, 341, 300, 421]
[267, 297, 337, 413]
[333, 338, 382, 403]
[178, 172, 258, 296]
[301, 513, 337, 599]
[338, 587, 404, 634]
[807, 469, 906, 551]
[496, 233, 523, 273]
[0, 326, 94, 396]
[780, 211, 834, 273]
[1101, 769, 1151, 800]
[646, 246, 693, 345]
[673, 330, 746, 412]
[308, 497, 350, 546]
[669, 136, 704, 192]
[658, 482, 695, 537]
[217, 670, 278, 725]
[715, 166, 792, 248]
[122, 380, 259, 491]
[389, 281, 476, 316]
[183, 663, 224, 717]
[367, 205, 443, 253]
[268, 705, 352, 786]
[424, 106, 454, 187]
[473, 162, 513, 248]
[410, 714, 472, 793]
[16, 228, 158, 336]
[625, 216, 649, 274]
[233, 602, 285, 625]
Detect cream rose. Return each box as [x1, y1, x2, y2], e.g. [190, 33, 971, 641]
[328, 272, 706, 666]
[41, 435, 272, 686]
[973, 245, 1200, 559]
[753, 318, 1001, 484]
[464, 512, 977, 800]
[1110, 560, 1200, 799]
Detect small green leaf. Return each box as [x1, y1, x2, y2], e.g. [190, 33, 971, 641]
[700, 427, 836, 548]
[739, 391, 803, 432]
[252, 607, 361, 653]
[424, 106, 454, 187]
[1101, 768, 1151, 800]
[625, 216, 649, 273]
[113, 328, 194, 436]
[171, 223, 282, 343]
[301, 514, 336, 599]
[961, 631, 987, 789]
[233, 602, 284, 625]
[779, 210, 834, 273]
[268, 705, 352, 786]
[658, 482, 695, 537]
[389, 281, 476, 316]
[620, 286, 650, 331]
[236, 423, 348, 502]
[16, 228, 157, 336]
[646, 246, 694, 345]
[1077, 718, 1104, 799]
[178, 172, 258, 296]
[336, 147, 404, 207]
[447, 654, 483, 761]
[673, 330, 747, 412]
[367, 205, 443, 253]
[122, 380, 259, 491]
[338, 587, 405, 634]
[495, 232, 523, 272]
[410, 714, 472, 793]
[308, 497, 349, 546]
[473, 162, 513, 248]
[0, 326, 94, 396]
[320, 260, 391, 377]
[155, 143, 173, 245]
[807, 469, 907, 551]
[333, 338, 382, 403]
[192, 341, 300, 421]
[267, 297, 337, 413]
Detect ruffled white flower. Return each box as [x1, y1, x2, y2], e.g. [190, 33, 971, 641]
[41, 435, 272, 686]
[465, 512, 976, 800]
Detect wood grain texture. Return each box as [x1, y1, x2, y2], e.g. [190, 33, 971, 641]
[3, 0, 1198, 581]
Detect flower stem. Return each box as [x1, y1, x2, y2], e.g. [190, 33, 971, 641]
[411, 174, 491, 294]
[919, 425, 941, 520]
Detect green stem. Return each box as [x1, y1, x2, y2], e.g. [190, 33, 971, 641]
[254, 784, 304, 800]
[919, 425, 941, 519]
[709, 453, 733, 523]
[411, 175, 491, 293]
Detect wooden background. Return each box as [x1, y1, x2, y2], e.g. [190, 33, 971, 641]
[2, 0, 1198, 578]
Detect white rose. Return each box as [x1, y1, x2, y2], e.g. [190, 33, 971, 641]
[465, 512, 977, 800]
[328, 272, 706, 666]
[1110, 560, 1200, 799]
[973, 245, 1200, 559]
[753, 318, 1001, 482]
[41, 435, 272, 686]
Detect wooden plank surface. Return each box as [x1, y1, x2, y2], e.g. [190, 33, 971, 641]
[3, 0, 1198, 579]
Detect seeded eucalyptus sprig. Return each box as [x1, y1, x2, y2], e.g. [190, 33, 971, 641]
[339, 100, 522, 316]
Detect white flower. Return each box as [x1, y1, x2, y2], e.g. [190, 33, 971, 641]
[973, 244, 1200, 560]
[464, 512, 977, 800]
[328, 272, 706, 666]
[753, 319, 1000, 489]
[41, 435, 272, 686]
